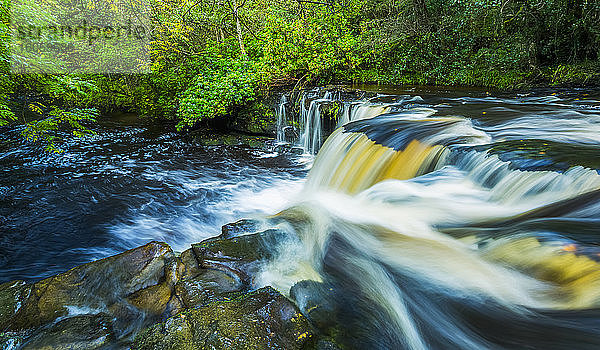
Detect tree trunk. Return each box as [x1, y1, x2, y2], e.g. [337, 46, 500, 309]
[232, 0, 247, 57]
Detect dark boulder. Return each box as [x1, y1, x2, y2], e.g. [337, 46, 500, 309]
[290, 280, 339, 334]
[0, 223, 329, 349]
[221, 218, 262, 238]
[0, 242, 183, 348]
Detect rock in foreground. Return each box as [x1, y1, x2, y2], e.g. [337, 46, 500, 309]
[133, 286, 316, 350]
[0, 225, 326, 349]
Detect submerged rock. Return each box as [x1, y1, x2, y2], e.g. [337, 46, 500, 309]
[132, 286, 317, 350]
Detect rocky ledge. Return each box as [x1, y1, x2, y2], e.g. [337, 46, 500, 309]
[0, 220, 340, 349]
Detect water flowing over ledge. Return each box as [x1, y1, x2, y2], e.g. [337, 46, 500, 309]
[3, 87, 600, 349]
[265, 86, 600, 348]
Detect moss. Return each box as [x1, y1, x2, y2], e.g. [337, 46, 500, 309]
[192, 229, 287, 286]
[132, 286, 317, 350]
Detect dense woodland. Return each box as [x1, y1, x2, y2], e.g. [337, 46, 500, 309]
[1, 0, 599, 150]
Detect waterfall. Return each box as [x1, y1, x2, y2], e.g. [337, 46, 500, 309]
[299, 99, 320, 155]
[276, 94, 287, 142]
[278, 88, 404, 154]
[256, 103, 600, 349]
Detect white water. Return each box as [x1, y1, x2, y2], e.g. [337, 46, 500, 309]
[261, 96, 600, 348]
[275, 89, 405, 153]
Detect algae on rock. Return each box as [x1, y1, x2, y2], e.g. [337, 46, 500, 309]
[133, 286, 317, 350]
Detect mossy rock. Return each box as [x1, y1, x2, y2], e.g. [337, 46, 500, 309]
[1, 228, 326, 349]
[0, 242, 185, 347]
[21, 314, 114, 350]
[169, 268, 243, 314]
[132, 286, 317, 350]
[178, 248, 202, 280]
[221, 219, 262, 238]
[9, 242, 176, 331]
[0, 280, 32, 331]
[192, 229, 287, 287]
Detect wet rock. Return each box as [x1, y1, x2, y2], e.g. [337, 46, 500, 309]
[4, 242, 178, 333]
[290, 280, 338, 333]
[221, 218, 262, 238]
[132, 286, 317, 350]
[0, 280, 32, 330]
[1, 228, 324, 349]
[21, 314, 113, 350]
[166, 245, 248, 317]
[192, 229, 287, 286]
[127, 282, 173, 315]
[283, 126, 300, 144]
[319, 101, 344, 137]
[178, 248, 201, 280]
[172, 269, 242, 310]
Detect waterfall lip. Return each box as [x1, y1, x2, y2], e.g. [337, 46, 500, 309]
[279, 87, 436, 154]
[340, 115, 490, 151]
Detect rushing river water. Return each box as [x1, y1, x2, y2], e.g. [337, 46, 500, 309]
[0, 114, 307, 283]
[3, 86, 600, 348]
[265, 86, 600, 349]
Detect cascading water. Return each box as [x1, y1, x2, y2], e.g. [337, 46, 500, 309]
[5, 87, 600, 349]
[259, 91, 600, 349]
[276, 88, 409, 154]
[301, 98, 325, 154]
[276, 94, 288, 142]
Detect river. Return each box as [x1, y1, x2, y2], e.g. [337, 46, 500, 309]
[2, 86, 600, 348]
[0, 114, 307, 282]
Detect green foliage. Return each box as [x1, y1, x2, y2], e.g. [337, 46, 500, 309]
[0, 0, 15, 126]
[21, 106, 98, 152]
[177, 59, 262, 130]
[0, 100, 16, 126]
[261, 2, 363, 83]
[2, 0, 600, 148]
